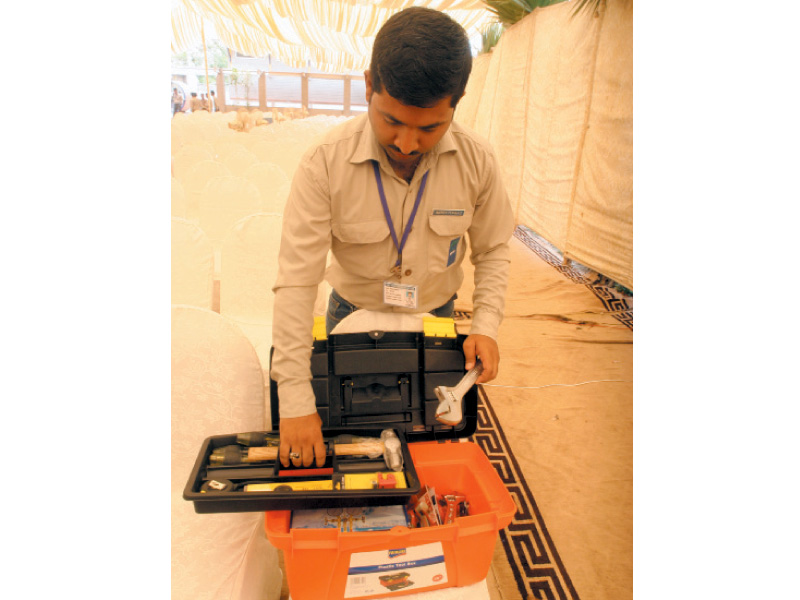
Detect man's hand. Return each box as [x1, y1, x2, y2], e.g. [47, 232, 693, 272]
[462, 334, 500, 384]
[279, 412, 327, 468]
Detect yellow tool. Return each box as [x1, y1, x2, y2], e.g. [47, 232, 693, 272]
[242, 472, 407, 493]
[342, 472, 407, 490]
[243, 480, 333, 492]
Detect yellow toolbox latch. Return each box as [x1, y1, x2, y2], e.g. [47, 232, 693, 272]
[422, 316, 457, 338]
[312, 316, 327, 341]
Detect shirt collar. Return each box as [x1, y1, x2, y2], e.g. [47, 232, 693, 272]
[350, 115, 384, 165]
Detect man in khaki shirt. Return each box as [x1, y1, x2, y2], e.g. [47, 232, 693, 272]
[189, 92, 202, 113]
[272, 7, 515, 468]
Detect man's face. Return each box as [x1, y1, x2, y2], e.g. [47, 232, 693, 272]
[365, 70, 455, 167]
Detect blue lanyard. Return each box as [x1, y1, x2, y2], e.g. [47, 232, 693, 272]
[372, 160, 429, 269]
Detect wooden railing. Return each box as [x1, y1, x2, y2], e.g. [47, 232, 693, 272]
[213, 68, 368, 116]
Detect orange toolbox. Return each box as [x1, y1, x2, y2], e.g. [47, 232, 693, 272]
[265, 441, 516, 599]
[184, 317, 516, 598]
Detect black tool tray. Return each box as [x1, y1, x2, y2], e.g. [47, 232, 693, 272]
[183, 318, 478, 513]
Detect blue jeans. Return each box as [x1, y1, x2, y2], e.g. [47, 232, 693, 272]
[326, 288, 456, 336]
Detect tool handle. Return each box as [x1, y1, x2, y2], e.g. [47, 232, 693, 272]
[452, 360, 483, 397]
[334, 441, 386, 457]
[245, 447, 279, 461]
[246, 441, 385, 462]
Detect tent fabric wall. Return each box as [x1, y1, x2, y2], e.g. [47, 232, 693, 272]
[172, 1, 204, 54]
[565, 0, 633, 288]
[172, 0, 494, 73]
[485, 20, 533, 223]
[454, 52, 490, 131]
[455, 0, 632, 290]
[519, 5, 601, 254]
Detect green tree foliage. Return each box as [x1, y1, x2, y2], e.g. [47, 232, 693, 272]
[570, 0, 605, 18]
[227, 68, 255, 107]
[482, 0, 608, 28]
[481, 0, 561, 27]
[479, 22, 506, 54]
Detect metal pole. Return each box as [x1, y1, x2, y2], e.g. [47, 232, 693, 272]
[201, 21, 211, 109]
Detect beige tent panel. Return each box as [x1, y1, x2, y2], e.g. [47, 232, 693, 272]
[173, 0, 494, 73]
[455, 53, 490, 131]
[462, 1, 632, 289]
[486, 20, 534, 218]
[471, 35, 503, 140]
[519, 4, 602, 249]
[565, 0, 633, 289]
[171, 1, 203, 54]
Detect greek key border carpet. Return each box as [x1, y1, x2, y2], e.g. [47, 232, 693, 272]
[468, 387, 580, 600]
[513, 226, 633, 331]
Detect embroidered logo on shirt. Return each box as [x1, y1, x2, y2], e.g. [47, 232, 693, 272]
[432, 209, 465, 216]
[447, 237, 460, 267]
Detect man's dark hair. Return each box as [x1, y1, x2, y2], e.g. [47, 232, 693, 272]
[369, 7, 472, 108]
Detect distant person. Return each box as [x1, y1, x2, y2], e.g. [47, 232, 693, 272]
[200, 93, 209, 111]
[189, 92, 202, 113]
[172, 87, 183, 116]
[209, 90, 218, 112]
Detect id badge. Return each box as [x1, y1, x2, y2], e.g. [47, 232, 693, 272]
[383, 281, 418, 309]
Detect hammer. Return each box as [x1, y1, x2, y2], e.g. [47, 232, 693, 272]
[209, 429, 404, 471]
[434, 360, 483, 426]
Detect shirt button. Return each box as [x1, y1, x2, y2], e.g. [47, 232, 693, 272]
[404, 269, 412, 276]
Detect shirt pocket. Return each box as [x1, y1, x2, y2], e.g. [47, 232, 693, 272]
[331, 219, 392, 279]
[426, 213, 471, 274]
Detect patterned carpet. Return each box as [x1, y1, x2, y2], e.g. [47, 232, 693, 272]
[513, 226, 632, 331]
[453, 225, 632, 599]
[469, 387, 580, 600]
[455, 297, 580, 600]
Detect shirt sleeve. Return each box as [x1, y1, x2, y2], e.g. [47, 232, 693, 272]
[467, 147, 515, 339]
[270, 150, 332, 419]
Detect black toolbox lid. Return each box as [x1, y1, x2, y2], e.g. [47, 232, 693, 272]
[268, 316, 479, 442]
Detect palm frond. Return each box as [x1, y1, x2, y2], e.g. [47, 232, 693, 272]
[481, 0, 559, 26]
[479, 22, 506, 54]
[570, 0, 604, 17]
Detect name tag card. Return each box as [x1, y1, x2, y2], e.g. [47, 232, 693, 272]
[383, 281, 418, 309]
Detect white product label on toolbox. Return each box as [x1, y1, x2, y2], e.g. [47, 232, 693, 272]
[344, 542, 447, 598]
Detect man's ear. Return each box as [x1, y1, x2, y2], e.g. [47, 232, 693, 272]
[364, 70, 373, 102]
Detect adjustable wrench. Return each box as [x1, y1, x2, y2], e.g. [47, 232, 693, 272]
[434, 360, 483, 426]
